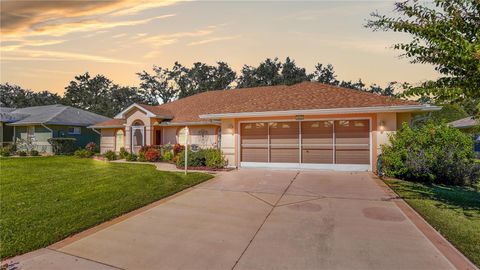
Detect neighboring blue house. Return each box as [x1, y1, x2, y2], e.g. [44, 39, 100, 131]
[0, 105, 110, 153]
[449, 116, 480, 155]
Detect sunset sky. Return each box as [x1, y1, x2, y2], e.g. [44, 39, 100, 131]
[0, 0, 439, 95]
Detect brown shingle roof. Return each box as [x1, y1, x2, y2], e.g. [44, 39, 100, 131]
[94, 82, 420, 126]
[91, 118, 125, 127]
[152, 81, 418, 123]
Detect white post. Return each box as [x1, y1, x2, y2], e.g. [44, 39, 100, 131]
[184, 126, 188, 175]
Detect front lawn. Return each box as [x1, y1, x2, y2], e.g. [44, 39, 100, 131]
[0, 156, 213, 259]
[385, 179, 480, 267]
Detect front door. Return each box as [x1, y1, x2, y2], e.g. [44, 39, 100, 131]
[131, 126, 144, 153]
[155, 129, 162, 145]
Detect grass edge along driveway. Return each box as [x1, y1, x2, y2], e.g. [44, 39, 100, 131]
[385, 179, 480, 267]
[0, 156, 213, 259]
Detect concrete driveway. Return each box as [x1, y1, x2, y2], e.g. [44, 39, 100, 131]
[14, 170, 455, 270]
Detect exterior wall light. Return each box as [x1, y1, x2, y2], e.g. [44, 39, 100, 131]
[379, 121, 386, 133]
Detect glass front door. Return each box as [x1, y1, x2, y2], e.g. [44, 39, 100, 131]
[131, 126, 144, 153]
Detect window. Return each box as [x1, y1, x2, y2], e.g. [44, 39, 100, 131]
[68, 127, 81, 135]
[27, 126, 35, 139]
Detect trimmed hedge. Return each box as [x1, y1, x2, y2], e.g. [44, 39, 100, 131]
[176, 148, 226, 169]
[48, 138, 76, 155]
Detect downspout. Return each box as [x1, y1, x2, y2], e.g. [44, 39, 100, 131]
[91, 128, 101, 135]
[41, 123, 53, 137]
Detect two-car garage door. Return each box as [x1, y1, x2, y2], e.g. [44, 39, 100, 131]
[240, 120, 371, 171]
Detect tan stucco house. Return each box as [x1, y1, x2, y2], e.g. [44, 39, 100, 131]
[90, 82, 440, 171]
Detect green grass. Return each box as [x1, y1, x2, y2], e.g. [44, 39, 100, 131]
[385, 179, 480, 267]
[0, 156, 213, 258]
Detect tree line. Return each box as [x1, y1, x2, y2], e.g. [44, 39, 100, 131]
[2, 0, 477, 119]
[0, 57, 397, 117]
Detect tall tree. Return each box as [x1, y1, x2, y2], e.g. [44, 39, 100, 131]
[63, 73, 112, 115]
[0, 83, 62, 108]
[63, 72, 149, 117]
[312, 63, 396, 96]
[237, 57, 309, 88]
[168, 61, 236, 99]
[108, 86, 151, 117]
[281, 57, 312, 85]
[366, 0, 480, 115]
[312, 63, 339, 85]
[137, 66, 175, 104]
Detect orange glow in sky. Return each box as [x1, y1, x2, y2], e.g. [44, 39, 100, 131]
[0, 0, 439, 94]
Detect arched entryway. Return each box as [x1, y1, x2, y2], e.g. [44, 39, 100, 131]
[115, 129, 125, 152]
[131, 120, 145, 153]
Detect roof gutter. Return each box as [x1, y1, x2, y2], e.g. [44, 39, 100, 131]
[199, 105, 441, 119]
[159, 121, 221, 127]
[88, 125, 125, 129]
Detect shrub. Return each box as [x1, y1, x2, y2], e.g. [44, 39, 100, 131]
[0, 148, 10, 157]
[0, 145, 14, 157]
[104, 150, 117, 161]
[173, 144, 185, 156]
[162, 143, 173, 152]
[119, 147, 129, 159]
[85, 142, 97, 152]
[17, 151, 27, 156]
[48, 138, 76, 155]
[381, 123, 480, 186]
[74, 149, 94, 158]
[125, 153, 137, 161]
[162, 151, 173, 162]
[138, 152, 147, 162]
[205, 148, 226, 168]
[29, 149, 39, 156]
[145, 148, 161, 162]
[176, 148, 226, 169]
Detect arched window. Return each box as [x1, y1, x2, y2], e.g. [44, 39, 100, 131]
[132, 120, 144, 126]
[115, 130, 125, 152]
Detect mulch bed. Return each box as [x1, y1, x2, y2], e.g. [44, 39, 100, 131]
[176, 166, 234, 171]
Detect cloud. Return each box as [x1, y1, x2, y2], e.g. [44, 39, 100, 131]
[0, 0, 179, 37]
[1, 48, 138, 64]
[28, 14, 175, 37]
[137, 26, 215, 47]
[187, 35, 240, 46]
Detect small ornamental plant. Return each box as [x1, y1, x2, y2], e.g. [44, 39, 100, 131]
[173, 144, 185, 156]
[145, 148, 161, 162]
[85, 142, 97, 152]
[104, 150, 117, 161]
[119, 147, 129, 159]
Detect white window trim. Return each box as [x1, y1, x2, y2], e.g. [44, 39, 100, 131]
[68, 127, 81, 135]
[27, 126, 35, 139]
